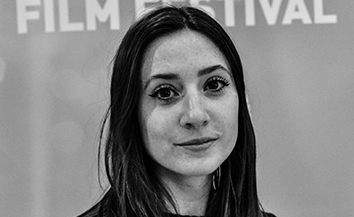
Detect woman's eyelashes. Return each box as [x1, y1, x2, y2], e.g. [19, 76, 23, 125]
[149, 84, 180, 103]
[204, 76, 230, 93]
[149, 76, 231, 103]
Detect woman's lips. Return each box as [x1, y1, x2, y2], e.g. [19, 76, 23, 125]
[176, 137, 218, 146]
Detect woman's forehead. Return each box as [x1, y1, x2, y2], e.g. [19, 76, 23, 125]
[141, 30, 230, 80]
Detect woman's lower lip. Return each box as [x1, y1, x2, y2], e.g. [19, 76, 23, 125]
[177, 140, 214, 151]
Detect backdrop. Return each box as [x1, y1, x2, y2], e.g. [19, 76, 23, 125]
[1, 0, 353, 216]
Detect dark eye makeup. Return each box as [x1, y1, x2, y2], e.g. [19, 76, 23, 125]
[149, 84, 180, 102]
[148, 75, 231, 103]
[204, 76, 230, 93]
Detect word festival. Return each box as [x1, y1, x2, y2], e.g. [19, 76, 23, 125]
[17, 0, 337, 34]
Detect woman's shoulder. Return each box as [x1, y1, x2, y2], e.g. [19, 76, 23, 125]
[77, 201, 113, 217]
[167, 212, 276, 217]
[77, 188, 115, 217]
[262, 211, 277, 217]
[79, 209, 276, 217]
[77, 202, 102, 217]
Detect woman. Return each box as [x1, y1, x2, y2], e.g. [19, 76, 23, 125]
[79, 5, 275, 217]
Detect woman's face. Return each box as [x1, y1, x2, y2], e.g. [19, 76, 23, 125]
[139, 30, 239, 178]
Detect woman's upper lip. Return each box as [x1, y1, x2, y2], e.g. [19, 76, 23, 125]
[176, 137, 218, 146]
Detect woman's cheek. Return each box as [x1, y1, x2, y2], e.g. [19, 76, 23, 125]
[145, 107, 176, 142]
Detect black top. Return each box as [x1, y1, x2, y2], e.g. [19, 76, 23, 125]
[79, 212, 276, 217]
[79, 207, 276, 217]
[168, 213, 276, 217]
[78, 189, 276, 217]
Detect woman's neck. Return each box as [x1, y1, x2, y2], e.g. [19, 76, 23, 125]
[160, 172, 212, 216]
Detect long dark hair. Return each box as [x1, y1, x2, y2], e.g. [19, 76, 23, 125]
[80, 5, 262, 217]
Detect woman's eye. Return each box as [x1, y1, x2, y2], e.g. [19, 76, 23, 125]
[149, 85, 179, 102]
[204, 76, 230, 93]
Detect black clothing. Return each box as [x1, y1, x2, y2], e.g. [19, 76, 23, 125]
[78, 189, 276, 217]
[167, 213, 276, 217]
[79, 203, 276, 217]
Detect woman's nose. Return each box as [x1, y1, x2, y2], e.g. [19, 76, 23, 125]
[179, 92, 210, 129]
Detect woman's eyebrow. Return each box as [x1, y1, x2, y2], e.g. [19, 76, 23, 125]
[144, 72, 180, 90]
[198, 64, 230, 77]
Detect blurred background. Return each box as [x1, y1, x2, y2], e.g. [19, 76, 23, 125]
[1, 0, 353, 216]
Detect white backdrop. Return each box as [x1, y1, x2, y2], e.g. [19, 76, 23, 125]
[1, 0, 353, 216]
